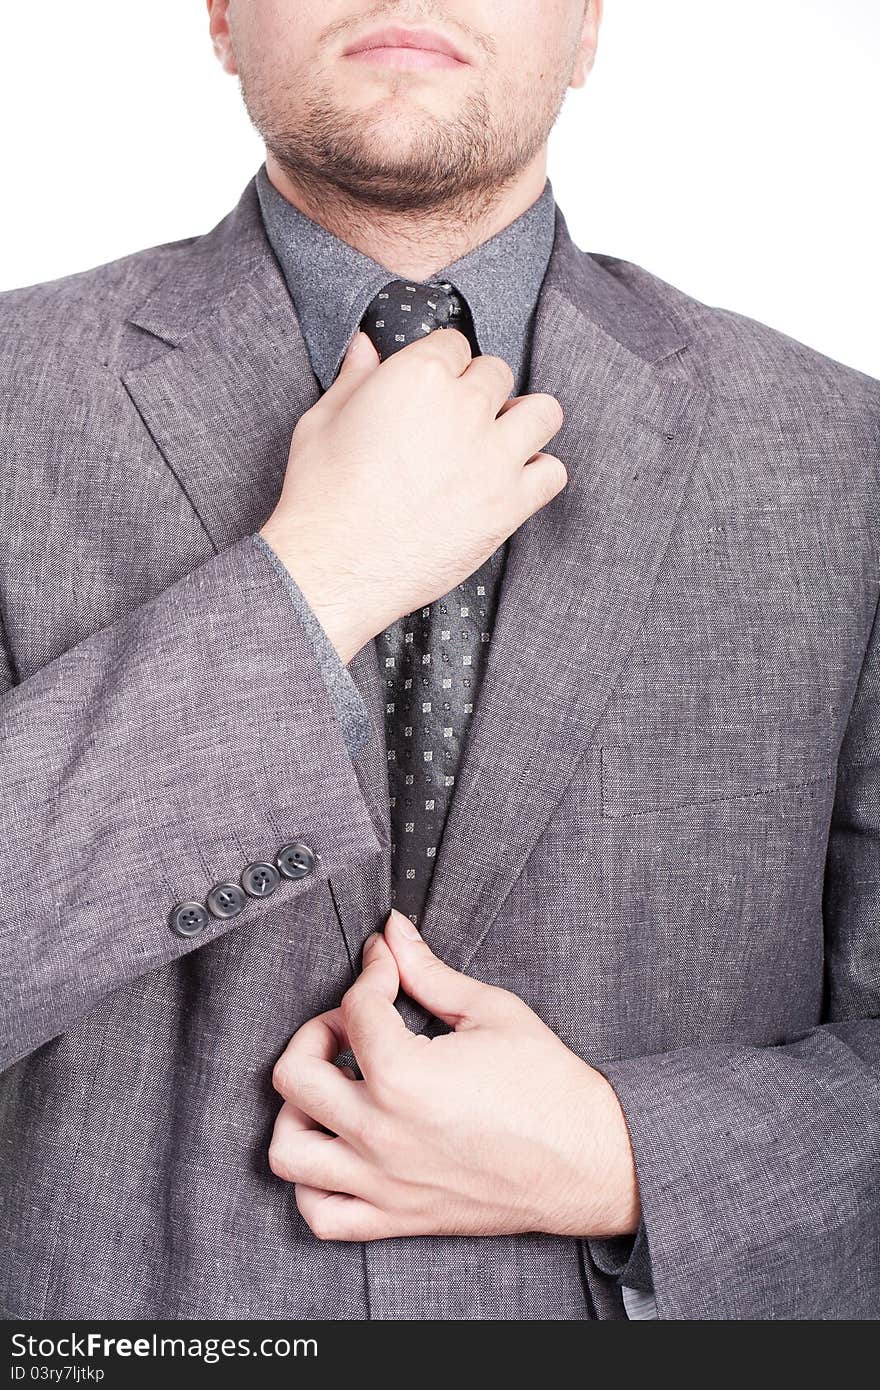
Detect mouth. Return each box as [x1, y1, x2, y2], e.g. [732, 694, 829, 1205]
[342, 24, 470, 71]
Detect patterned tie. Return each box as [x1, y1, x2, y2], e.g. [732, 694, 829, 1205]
[358, 278, 509, 929]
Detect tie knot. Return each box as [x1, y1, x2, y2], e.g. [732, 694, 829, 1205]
[359, 278, 478, 360]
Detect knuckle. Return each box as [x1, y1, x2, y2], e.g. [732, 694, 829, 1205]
[293, 1071, 322, 1115]
[342, 1106, 369, 1148]
[370, 1058, 407, 1109]
[485, 354, 514, 389]
[419, 348, 447, 378]
[466, 356, 513, 405]
[550, 455, 569, 490]
[443, 326, 473, 356]
[361, 1105, 393, 1153]
[306, 1205, 339, 1242]
[534, 392, 564, 434]
[267, 1138, 293, 1182]
[535, 455, 567, 504]
[271, 1057, 291, 1095]
[339, 985, 360, 1023]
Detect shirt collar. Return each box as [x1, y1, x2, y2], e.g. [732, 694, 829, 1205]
[255, 161, 558, 392]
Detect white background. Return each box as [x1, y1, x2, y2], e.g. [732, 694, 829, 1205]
[2, 0, 878, 379]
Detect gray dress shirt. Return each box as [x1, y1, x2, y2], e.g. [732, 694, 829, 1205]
[252, 160, 556, 757]
[252, 161, 655, 1317]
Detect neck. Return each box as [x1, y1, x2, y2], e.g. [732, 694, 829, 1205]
[263, 149, 549, 282]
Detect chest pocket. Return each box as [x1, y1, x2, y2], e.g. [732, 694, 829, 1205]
[599, 728, 838, 819]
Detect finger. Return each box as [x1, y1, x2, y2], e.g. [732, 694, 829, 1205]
[296, 1187, 412, 1243]
[269, 1006, 348, 1134]
[397, 324, 473, 377]
[275, 1093, 323, 1136]
[275, 1052, 371, 1141]
[382, 909, 520, 1029]
[519, 452, 569, 515]
[268, 1106, 373, 1193]
[341, 929, 414, 1080]
[461, 353, 515, 415]
[271, 1006, 349, 1126]
[494, 391, 564, 463]
[273, 1001, 377, 1139]
[271, 927, 393, 1085]
[273, 1005, 348, 1088]
[319, 330, 381, 413]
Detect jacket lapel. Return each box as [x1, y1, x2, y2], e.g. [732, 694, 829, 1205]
[398, 209, 711, 1031]
[119, 178, 391, 963]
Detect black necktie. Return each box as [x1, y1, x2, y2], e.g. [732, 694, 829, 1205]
[358, 278, 509, 929]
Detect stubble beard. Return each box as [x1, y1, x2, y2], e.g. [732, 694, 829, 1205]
[238, 60, 565, 221]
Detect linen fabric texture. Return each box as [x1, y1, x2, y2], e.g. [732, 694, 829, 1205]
[0, 166, 878, 1320]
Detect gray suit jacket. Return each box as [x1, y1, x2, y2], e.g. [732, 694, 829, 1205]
[1, 172, 878, 1321]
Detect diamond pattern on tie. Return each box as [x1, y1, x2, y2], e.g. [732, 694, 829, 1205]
[358, 278, 507, 930]
[360, 277, 477, 362]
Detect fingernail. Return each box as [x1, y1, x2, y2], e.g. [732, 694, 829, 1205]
[392, 910, 421, 940]
[363, 930, 381, 954]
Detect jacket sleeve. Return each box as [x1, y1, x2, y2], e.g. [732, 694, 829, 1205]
[252, 534, 373, 759]
[594, 581, 880, 1319]
[0, 532, 386, 1072]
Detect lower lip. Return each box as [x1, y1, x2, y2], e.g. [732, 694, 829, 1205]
[345, 46, 465, 70]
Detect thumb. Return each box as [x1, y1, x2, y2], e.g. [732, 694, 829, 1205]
[382, 909, 512, 1029]
[359, 927, 399, 999]
[325, 330, 380, 409]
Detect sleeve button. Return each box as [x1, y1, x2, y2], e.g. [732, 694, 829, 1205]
[240, 861, 281, 897]
[276, 842, 317, 879]
[206, 881, 248, 918]
[169, 901, 210, 938]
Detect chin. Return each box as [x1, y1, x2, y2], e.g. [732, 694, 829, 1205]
[351, 108, 439, 151]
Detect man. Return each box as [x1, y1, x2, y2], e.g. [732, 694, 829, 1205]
[0, 0, 877, 1323]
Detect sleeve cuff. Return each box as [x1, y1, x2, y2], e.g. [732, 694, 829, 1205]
[252, 533, 373, 760]
[589, 1218, 654, 1293]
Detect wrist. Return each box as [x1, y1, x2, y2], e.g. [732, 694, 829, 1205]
[553, 1065, 641, 1239]
[258, 519, 374, 664]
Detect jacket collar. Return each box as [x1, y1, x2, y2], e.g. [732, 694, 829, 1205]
[127, 170, 688, 365]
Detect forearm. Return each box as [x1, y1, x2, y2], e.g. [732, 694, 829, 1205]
[594, 1018, 880, 1318]
[0, 533, 384, 1069]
